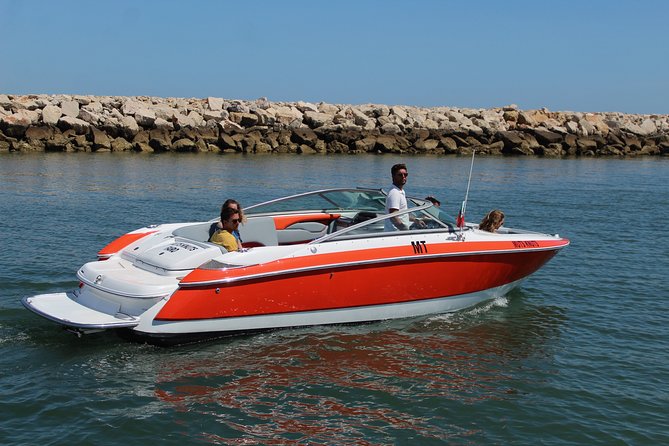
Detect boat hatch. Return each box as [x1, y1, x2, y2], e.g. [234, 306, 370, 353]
[22, 292, 140, 330]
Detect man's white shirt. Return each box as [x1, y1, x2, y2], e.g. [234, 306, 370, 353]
[385, 185, 409, 231]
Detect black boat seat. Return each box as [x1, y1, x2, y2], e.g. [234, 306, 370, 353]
[353, 211, 378, 223]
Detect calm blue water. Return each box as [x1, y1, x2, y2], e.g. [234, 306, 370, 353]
[1, 153, 668, 445]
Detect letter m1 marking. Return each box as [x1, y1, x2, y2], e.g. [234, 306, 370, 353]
[411, 241, 428, 254]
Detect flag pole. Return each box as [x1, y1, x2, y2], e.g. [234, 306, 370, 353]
[457, 149, 476, 239]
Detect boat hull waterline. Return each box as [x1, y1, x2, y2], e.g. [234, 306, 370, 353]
[22, 188, 569, 345]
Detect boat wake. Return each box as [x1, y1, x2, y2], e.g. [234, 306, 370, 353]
[427, 295, 509, 323]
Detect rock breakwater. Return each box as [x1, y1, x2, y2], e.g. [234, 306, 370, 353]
[1, 93, 668, 156]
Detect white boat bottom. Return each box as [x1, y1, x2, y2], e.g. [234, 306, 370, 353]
[23, 279, 523, 345]
[131, 279, 524, 342]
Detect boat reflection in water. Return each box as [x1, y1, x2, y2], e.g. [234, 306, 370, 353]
[152, 295, 566, 443]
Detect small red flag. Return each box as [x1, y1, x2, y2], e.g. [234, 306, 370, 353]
[456, 201, 465, 228]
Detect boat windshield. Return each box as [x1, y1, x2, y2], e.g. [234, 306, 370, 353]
[246, 188, 387, 215]
[411, 198, 459, 227]
[317, 201, 463, 243]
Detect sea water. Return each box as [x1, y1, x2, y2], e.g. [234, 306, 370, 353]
[1, 152, 668, 445]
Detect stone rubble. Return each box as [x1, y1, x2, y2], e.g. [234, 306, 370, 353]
[0, 93, 667, 156]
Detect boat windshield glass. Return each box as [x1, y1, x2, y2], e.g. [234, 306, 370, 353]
[318, 201, 463, 243]
[246, 188, 387, 215]
[412, 198, 459, 227]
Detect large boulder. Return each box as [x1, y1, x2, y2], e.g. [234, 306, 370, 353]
[379, 122, 400, 134]
[578, 119, 596, 136]
[583, 113, 610, 135]
[25, 126, 54, 142]
[391, 106, 408, 121]
[352, 136, 375, 152]
[350, 108, 373, 127]
[480, 140, 505, 155]
[291, 128, 318, 145]
[153, 117, 173, 130]
[91, 127, 111, 149]
[111, 137, 133, 152]
[254, 141, 273, 153]
[271, 105, 303, 125]
[530, 129, 563, 145]
[497, 130, 525, 147]
[41, 105, 62, 125]
[1, 110, 40, 136]
[134, 108, 156, 127]
[0, 94, 12, 109]
[58, 116, 90, 134]
[84, 100, 104, 113]
[576, 137, 599, 151]
[565, 121, 579, 134]
[414, 138, 440, 152]
[60, 100, 80, 118]
[203, 109, 226, 121]
[153, 105, 178, 121]
[207, 97, 224, 111]
[638, 118, 658, 136]
[218, 119, 243, 133]
[303, 110, 332, 128]
[517, 112, 536, 126]
[187, 111, 204, 127]
[121, 99, 145, 116]
[4, 109, 40, 126]
[440, 136, 458, 153]
[45, 132, 72, 151]
[120, 115, 140, 137]
[252, 109, 274, 126]
[146, 129, 171, 151]
[226, 101, 249, 113]
[229, 112, 258, 127]
[295, 101, 318, 113]
[539, 143, 564, 157]
[172, 138, 197, 152]
[78, 107, 102, 125]
[325, 140, 348, 153]
[317, 102, 339, 115]
[375, 134, 410, 152]
[173, 113, 196, 129]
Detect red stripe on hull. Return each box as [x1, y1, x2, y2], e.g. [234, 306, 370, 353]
[179, 239, 568, 286]
[156, 248, 560, 321]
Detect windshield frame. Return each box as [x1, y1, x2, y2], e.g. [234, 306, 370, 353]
[244, 187, 388, 216]
[313, 201, 464, 244]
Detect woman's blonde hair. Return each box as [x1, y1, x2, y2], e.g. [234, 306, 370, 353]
[479, 209, 505, 232]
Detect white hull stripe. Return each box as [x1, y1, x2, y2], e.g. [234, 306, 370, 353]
[137, 279, 524, 335]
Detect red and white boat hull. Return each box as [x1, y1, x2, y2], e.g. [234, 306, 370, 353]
[21, 188, 569, 345]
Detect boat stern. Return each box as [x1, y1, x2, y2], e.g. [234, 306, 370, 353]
[22, 291, 141, 333]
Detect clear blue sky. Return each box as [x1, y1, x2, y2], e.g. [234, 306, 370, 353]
[1, 0, 667, 114]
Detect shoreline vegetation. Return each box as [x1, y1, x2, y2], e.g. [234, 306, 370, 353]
[1, 93, 668, 157]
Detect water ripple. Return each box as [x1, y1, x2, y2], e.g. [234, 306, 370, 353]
[2, 155, 669, 445]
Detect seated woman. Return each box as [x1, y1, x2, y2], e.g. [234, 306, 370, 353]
[479, 209, 505, 233]
[209, 207, 242, 251]
[209, 199, 245, 247]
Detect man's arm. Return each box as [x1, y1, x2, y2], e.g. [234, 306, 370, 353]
[389, 208, 408, 230]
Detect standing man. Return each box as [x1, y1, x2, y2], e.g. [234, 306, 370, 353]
[385, 163, 410, 231]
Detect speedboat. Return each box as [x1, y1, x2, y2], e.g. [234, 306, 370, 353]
[22, 188, 569, 345]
